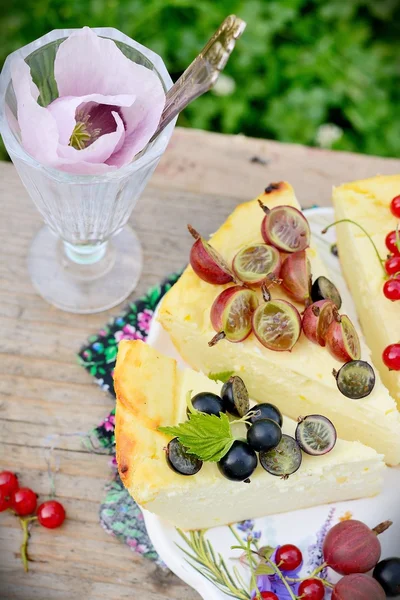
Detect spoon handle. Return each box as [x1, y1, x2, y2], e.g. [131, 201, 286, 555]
[151, 14, 246, 141]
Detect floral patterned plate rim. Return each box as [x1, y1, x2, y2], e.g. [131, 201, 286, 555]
[142, 208, 400, 599]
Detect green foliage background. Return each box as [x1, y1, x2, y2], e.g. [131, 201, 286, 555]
[1, 0, 400, 159]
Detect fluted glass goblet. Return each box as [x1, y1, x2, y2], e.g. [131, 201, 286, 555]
[0, 28, 176, 313]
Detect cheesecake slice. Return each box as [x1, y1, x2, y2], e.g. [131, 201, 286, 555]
[115, 340, 385, 530]
[332, 175, 400, 406]
[158, 182, 400, 465]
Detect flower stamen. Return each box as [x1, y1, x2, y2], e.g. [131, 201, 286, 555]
[69, 114, 101, 150]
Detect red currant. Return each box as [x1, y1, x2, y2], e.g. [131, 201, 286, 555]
[0, 471, 19, 496]
[37, 500, 66, 529]
[386, 231, 400, 255]
[383, 343, 400, 371]
[390, 195, 400, 218]
[10, 488, 37, 516]
[385, 255, 400, 277]
[298, 578, 325, 600]
[383, 278, 400, 301]
[260, 593, 278, 600]
[0, 488, 12, 512]
[275, 544, 303, 571]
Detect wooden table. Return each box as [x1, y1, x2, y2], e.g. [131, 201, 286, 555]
[1, 128, 399, 600]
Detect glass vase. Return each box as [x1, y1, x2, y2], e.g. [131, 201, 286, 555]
[0, 28, 176, 313]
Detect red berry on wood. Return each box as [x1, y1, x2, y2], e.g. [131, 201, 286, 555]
[0, 488, 12, 512]
[383, 278, 400, 301]
[390, 195, 400, 218]
[383, 343, 400, 371]
[275, 544, 303, 571]
[11, 488, 37, 516]
[298, 578, 325, 600]
[386, 231, 400, 255]
[37, 500, 66, 529]
[323, 520, 381, 575]
[0, 471, 19, 496]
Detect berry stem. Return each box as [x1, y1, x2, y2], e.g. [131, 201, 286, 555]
[372, 520, 393, 535]
[19, 516, 37, 572]
[187, 224, 201, 240]
[258, 199, 271, 215]
[322, 219, 386, 276]
[208, 331, 226, 347]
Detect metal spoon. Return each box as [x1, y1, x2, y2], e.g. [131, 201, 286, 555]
[150, 14, 246, 141]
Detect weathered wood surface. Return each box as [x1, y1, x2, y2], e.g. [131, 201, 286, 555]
[0, 127, 399, 600]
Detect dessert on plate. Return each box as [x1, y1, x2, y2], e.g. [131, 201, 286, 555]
[332, 174, 400, 405]
[115, 340, 385, 530]
[158, 182, 400, 465]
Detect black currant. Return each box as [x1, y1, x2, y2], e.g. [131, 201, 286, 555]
[247, 418, 282, 452]
[166, 438, 203, 476]
[373, 558, 400, 597]
[221, 376, 249, 417]
[311, 275, 342, 309]
[190, 392, 225, 416]
[259, 434, 302, 478]
[217, 440, 257, 482]
[245, 402, 283, 428]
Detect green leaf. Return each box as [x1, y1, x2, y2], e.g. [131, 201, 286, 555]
[208, 371, 234, 383]
[258, 546, 275, 559]
[255, 562, 275, 576]
[104, 345, 118, 364]
[159, 412, 234, 462]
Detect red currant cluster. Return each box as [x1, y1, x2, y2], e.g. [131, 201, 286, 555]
[0, 470, 66, 571]
[382, 195, 400, 371]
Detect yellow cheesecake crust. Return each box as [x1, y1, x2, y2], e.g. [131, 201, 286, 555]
[115, 340, 384, 530]
[158, 182, 400, 465]
[332, 174, 400, 405]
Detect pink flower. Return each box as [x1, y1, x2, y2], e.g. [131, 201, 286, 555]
[114, 323, 144, 342]
[101, 414, 115, 432]
[11, 27, 165, 174]
[138, 309, 153, 332]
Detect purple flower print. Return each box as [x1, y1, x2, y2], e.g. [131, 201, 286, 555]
[251, 547, 301, 599]
[137, 309, 153, 333]
[238, 520, 255, 532]
[251, 575, 272, 598]
[101, 414, 115, 432]
[114, 324, 144, 342]
[307, 508, 335, 580]
[237, 519, 262, 543]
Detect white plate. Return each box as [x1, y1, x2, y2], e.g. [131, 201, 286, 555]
[143, 207, 400, 599]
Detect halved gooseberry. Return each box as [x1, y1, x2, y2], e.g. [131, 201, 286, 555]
[188, 225, 235, 285]
[302, 300, 338, 346]
[252, 299, 301, 352]
[326, 314, 361, 362]
[209, 286, 259, 345]
[280, 250, 312, 304]
[232, 243, 281, 286]
[259, 201, 311, 253]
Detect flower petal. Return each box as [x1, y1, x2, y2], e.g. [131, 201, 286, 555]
[54, 27, 165, 162]
[10, 58, 60, 165]
[58, 111, 125, 165]
[47, 93, 135, 145]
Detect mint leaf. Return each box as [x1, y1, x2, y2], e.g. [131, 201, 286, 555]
[159, 412, 234, 462]
[208, 370, 234, 383]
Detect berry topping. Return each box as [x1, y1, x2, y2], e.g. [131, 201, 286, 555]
[259, 434, 302, 478]
[252, 298, 301, 352]
[188, 225, 234, 285]
[325, 314, 361, 362]
[232, 243, 281, 286]
[10, 487, 37, 516]
[209, 286, 259, 345]
[259, 202, 311, 253]
[390, 195, 400, 218]
[373, 557, 400, 596]
[0, 471, 19, 496]
[295, 414, 337, 456]
[191, 392, 226, 416]
[275, 543, 303, 571]
[37, 500, 66, 529]
[383, 277, 400, 301]
[247, 418, 282, 452]
[385, 255, 400, 277]
[302, 300, 337, 346]
[221, 375, 250, 417]
[217, 440, 257, 482]
[298, 578, 325, 600]
[244, 402, 283, 428]
[383, 343, 400, 371]
[332, 573, 385, 600]
[311, 275, 342, 309]
[386, 230, 400, 256]
[334, 360, 375, 399]
[280, 250, 312, 304]
[166, 438, 203, 476]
